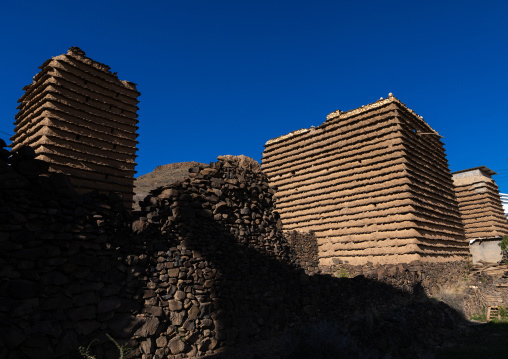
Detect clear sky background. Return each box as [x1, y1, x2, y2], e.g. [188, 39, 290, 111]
[0, 1, 507, 192]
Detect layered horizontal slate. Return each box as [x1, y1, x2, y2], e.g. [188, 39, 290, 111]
[262, 95, 467, 265]
[10, 47, 139, 208]
[452, 167, 508, 239]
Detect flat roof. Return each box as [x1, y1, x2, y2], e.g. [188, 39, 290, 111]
[451, 166, 497, 176]
[265, 93, 432, 146]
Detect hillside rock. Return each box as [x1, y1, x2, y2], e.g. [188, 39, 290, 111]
[133, 162, 206, 210]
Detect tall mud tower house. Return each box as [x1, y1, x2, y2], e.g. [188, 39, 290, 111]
[10, 47, 139, 209]
[262, 94, 468, 265]
[452, 166, 508, 240]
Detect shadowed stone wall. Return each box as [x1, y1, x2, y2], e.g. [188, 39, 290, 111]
[0, 143, 467, 359]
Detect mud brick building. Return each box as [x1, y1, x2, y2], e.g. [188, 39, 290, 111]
[452, 166, 508, 240]
[10, 47, 139, 209]
[262, 94, 467, 265]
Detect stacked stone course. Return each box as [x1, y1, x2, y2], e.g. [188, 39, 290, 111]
[262, 94, 467, 265]
[10, 47, 139, 209]
[452, 166, 508, 239]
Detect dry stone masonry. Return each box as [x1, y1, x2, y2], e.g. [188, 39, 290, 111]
[1, 144, 468, 359]
[262, 94, 468, 266]
[0, 141, 135, 359]
[452, 166, 508, 239]
[10, 47, 140, 209]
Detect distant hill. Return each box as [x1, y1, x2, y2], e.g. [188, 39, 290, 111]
[133, 162, 207, 210]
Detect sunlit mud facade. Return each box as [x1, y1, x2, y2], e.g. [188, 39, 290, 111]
[10, 47, 139, 209]
[262, 95, 467, 265]
[452, 166, 508, 240]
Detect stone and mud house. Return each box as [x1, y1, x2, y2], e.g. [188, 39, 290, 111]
[10, 47, 140, 209]
[452, 166, 508, 240]
[262, 94, 468, 266]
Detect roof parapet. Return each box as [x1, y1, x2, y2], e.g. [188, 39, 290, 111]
[326, 93, 424, 122]
[265, 93, 430, 146]
[265, 128, 310, 146]
[451, 166, 498, 177]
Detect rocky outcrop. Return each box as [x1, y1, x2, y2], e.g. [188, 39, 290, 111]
[133, 161, 207, 211]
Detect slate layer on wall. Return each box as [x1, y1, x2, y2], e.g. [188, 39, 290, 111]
[262, 95, 467, 265]
[452, 167, 508, 239]
[10, 47, 139, 209]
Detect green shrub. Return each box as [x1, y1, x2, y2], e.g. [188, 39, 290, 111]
[498, 236, 508, 251]
[470, 307, 487, 322]
[78, 334, 130, 359]
[334, 267, 350, 278]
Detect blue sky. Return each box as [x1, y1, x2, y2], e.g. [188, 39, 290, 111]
[1, 1, 507, 192]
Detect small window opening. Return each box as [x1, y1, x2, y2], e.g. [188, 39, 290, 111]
[110, 128, 114, 134]
[113, 144, 117, 150]
[75, 134, 80, 140]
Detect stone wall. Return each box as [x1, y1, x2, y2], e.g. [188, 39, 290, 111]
[0, 141, 139, 359]
[286, 231, 319, 274]
[1, 142, 469, 359]
[262, 94, 467, 265]
[0, 147, 319, 358]
[452, 166, 508, 239]
[10, 47, 139, 209]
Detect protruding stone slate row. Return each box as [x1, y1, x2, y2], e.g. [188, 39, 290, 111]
[10, 47, 139, 209]
[262, 95, 467, 266]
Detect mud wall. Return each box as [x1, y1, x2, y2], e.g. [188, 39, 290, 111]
[262, 95, 467, 265]
[10, 47, 139, 209]
[452, 167, 508, 239]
